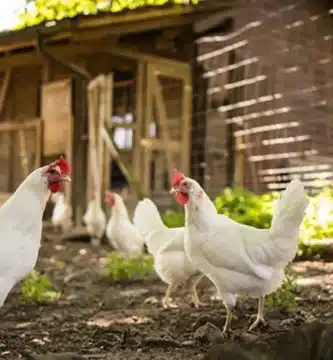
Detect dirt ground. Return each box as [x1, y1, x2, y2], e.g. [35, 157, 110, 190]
[1, 238, 333, 360]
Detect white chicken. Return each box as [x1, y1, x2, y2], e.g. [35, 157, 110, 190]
[105, 191, 144, 258]
[0, 157, 71, 306]
[83, 192, 107, 247]
[133, 198, 204, 308]
[50, 192, 73, 232]
[170, 170, 309, 332]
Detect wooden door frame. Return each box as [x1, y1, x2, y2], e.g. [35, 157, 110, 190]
[140, 59, 192, 195]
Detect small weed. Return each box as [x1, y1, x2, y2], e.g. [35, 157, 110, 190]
[20, 270, 60, 304]
[266, 267, 297, 312]
[104, 252, 154, 281]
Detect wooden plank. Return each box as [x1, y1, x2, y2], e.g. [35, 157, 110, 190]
[133, 61, 144, 185]
[140, 138, 181, 152]
[35, 119, 42, 168]
[151, 66, 176, 185]
[0, 69, 12, 117]
[41, 80, 73, 156]
[18, 130, 29, 177]
[182, 81, 192, 176]
[103, 73, 113, 193]
[143, 65, 154, 195]
[0, 118, 40, 132]
[107, 47, 191, 80]
[0, 42, 108, 71]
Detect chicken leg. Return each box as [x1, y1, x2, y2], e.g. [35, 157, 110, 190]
[162, 281, 180, 308]
[188, 273, 206, 308]
[248, 296, 266, 331]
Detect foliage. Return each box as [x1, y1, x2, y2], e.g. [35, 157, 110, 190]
[20, 270, 60, 304]
[298, 187, 333, 256]
[215, 187, 279, 229]
[104, 252, 154, 281]
[266, 267, 298, 312]
[16, 0, 200, 29]
[161, 209, 185, 228]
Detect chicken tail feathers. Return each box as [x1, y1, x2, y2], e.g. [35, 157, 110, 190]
[133, 198, 166, 236]
[269, 178, 309, 266]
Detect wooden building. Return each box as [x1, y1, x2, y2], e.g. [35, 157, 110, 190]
[0, 0, 332, 225]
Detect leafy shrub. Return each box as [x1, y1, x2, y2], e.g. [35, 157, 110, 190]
[161, 209, 184, 228]
[215, 187, 279, 229]
[298, 187, 333, 256]
[20, 271, 60, 304]
[104, 252, 154, 281]
[266, 267, 298, 312]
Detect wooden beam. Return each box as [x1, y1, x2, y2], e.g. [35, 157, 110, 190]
[140, 138, 181, 152]
[0, 69, 12, 117]
[133, 61, 144, 185]
[0, 42, 108, 71]
[35, 119, 42, 168]
[182, 82, 192, 176]
[151, 67, 176, 184]
[106, 47, 191, 80]
[103, 73, 113, 192]
[0, 118, 40, 132]
[143, 64, 153, 195]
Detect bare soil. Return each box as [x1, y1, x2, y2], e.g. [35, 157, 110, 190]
[1, 238, 333, 359]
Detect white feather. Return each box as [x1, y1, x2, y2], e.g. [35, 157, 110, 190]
[105, 193, 144, 258]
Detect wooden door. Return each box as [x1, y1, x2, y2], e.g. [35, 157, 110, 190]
[141, 61, 192, 195]
[41, 79, 73, 202]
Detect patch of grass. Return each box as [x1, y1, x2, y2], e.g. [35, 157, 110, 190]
[104, 252, 154, 281]
[266, 267, 297, 313]
[20, 270, 60, 304]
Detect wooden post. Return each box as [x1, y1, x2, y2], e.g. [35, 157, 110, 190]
[182, 81, 192, 176]
[143, 64, 153, 196]
[133, 62, 144, 188]
[152, 68, 176, 185]
[103, 73, 113, 195]
[0, 69, 12, 117]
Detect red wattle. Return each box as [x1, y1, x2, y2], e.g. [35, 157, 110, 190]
[176, 192, 189, 205]
[49, 182, 63, 193]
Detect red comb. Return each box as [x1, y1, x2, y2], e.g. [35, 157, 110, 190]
[172, 168, 185, 187]
[51, 156, 70, 175]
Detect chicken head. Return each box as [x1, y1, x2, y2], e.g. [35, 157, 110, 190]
[44, 157, 71, 193]
[105, 191, 115, 207]
[170, 169, 195, 205]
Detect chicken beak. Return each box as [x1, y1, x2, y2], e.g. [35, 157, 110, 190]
[61, 174, 71, 183]
[170, 187, 178, 194]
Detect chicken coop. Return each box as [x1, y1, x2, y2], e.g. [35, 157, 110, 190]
[0, 0, 332, 226]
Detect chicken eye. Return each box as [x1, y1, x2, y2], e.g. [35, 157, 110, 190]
[48, 169, 57, 175]
[183, 181, 188, 187]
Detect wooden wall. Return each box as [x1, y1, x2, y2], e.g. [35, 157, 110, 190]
[193, 0, 333, 195]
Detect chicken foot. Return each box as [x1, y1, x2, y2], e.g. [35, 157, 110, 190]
[248, 296, 266, 331]
[162, 281, 180, 308]
[188, 273, 206, 308]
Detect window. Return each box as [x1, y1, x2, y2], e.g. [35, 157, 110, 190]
[112, 113, 133, 149]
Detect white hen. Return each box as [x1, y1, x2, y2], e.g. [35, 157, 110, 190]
[83, 193, 106, 246]
[105, 191, 144, 258]
[170, 170, 309, 332]
[50, 192, 73, 232]
[0, 157, 71, 306]
[133, 198, 204, 308]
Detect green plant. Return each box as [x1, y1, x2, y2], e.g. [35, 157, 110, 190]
[266, 267, 297, 312]
[161, 209, 184, 228]
[104, 252, 154, 281]
[20, 270, 60, 304]
[215, 187, 279, 229]
[298, 186, 333, 257]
